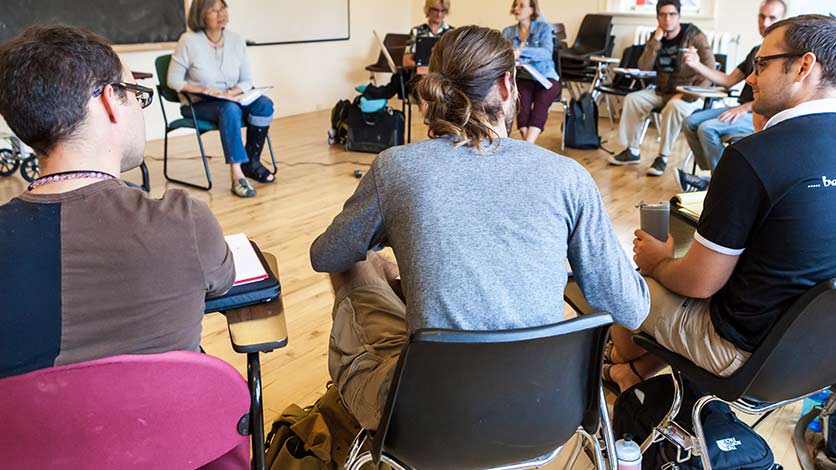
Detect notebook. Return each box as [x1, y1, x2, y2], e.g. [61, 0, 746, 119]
[225, 233, 268, 286]
[197, 86, 272, 106]
[671, 191, 707, 220]
[204, 237, 281, 313]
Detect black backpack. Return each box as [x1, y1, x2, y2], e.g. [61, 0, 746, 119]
[345, 100, 404, 154]
[564, 92, 601, 150]
[613, 375, 780, 470]
[329, 99, 352, 145]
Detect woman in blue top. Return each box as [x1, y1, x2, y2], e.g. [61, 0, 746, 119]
[502, 0, 561, 145]
[168, 0, 275, 198]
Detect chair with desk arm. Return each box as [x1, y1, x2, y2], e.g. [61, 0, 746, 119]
[0, 351, 251, 469]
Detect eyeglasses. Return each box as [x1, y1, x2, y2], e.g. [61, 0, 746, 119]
[657, 12, 680, 18]
[429, 7, 448, 14]
[752, 52, 806, 75]
[207, 6, 228, 16]
[92, 82, 155, 109]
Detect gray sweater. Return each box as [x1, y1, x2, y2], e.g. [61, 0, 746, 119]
[311, 138, 649, 332]
[167, 31, 253, 98]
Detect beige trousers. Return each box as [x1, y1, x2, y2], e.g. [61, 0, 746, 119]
[618, 88, 703, 156]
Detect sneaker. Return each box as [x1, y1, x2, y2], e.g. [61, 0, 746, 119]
[608, 149, 641, 165]
[646, 156, 667, 176]
[231, 178, 256, 198]
[675, 169, 710, 192]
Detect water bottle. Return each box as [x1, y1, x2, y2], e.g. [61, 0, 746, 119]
[802, 389, 832, 432]
[616, 434, 642, 470]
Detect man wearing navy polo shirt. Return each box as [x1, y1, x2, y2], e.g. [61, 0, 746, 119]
[602, 14, 836, 392]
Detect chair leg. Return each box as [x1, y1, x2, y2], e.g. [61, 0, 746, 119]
[265, 134, 278, 176]
[578, 428, 607, 470]
[651, 113, 662, 143]
[248, 352, 266, 470]
[638, 117, 651, 147]
[564, 436, 584, 469]
[692, 395, 720, 470]
[163, 127, 213, 191]
[561, 101, 568, 152]
[598, 387, 618, 470]
[681, 150, 694, 174]
[641, 370, 684, 452]
[604, 95, 616, 130]
[139, 161, 150, 193]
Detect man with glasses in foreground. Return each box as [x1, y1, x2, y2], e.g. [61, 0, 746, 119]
[609, 0, 715, 177]
[591, 14, 836, 393]
[0, 25, 235, 378]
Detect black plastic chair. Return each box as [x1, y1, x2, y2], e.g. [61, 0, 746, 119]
[344, 313, 618, 470]
[365, 33, 410, 77]
[154, 54, 277, 191]
[633, 279, 836, 470]
[559, 15, 614, 96]
[593, 45, 647, 128]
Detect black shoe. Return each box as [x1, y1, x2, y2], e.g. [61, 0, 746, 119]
[608, 149, 640, 165]
[675, 169, 709, 192]
[646, 156, 667, 176]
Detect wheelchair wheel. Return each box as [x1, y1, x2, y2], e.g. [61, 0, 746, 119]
[0, 149, 19, 176]
[20, 154, 40, 182]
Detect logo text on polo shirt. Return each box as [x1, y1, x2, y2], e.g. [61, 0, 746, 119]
[808, 176, 836, 189]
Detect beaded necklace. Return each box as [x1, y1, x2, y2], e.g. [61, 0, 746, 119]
[27, 170, 116, 191]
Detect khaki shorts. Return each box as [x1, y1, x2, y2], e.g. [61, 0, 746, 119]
[640, 278, 750, 377]
[328, 275, 407, 431]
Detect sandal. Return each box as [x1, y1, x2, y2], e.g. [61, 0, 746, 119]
[603, 339, 615, 365]
[231, 178, 256, 198]
[241, 161, 275, 183]
[602, 360, 645, 396]
[602, 363, 622, 396]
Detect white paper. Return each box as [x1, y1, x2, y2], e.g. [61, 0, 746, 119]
[518, 63, 553, 89]
[224, 233, 268, 286]
[197, 86, 273, 106]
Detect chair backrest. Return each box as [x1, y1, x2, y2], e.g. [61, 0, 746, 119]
[373, 313, 613, 469]
[0, 351, 251, 469]
[552, 22, 569, 49]
[385, 33, 409, 70]
[741, 279, 836, 403]
[713, 53, 728, 73]
[369, 33, 410, 71]
[154, 54, 181, 104]
[570, 14, 613, 55]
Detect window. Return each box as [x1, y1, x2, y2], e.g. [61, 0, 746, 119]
[606, 0, 709, 16]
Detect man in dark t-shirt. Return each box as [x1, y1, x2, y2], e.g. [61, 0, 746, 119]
[599, 14, 836, 393]
[0, 26, 235, 379]
[678, 0, 787, 191]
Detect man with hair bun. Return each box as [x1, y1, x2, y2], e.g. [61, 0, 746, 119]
[311, 25, 649, 430]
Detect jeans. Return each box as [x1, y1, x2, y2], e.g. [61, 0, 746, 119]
[182, 96, 274, 165]
[683, 107, 753, 172]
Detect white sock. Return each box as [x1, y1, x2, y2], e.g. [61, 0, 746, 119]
[629, 147, 640, 156]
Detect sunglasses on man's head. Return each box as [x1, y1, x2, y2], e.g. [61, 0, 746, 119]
[92, 82, 154, 109]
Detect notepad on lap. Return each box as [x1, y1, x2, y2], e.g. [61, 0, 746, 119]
[197, 86, 272, 106]
[518, 63, 553, 89]
[225, 233, 268, 286]
[672, 191, 707, 219]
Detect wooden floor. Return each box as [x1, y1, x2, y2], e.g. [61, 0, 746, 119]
[0, 108, 803, 469]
